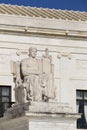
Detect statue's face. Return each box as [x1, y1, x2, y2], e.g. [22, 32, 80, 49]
[30, 49, 37, 58]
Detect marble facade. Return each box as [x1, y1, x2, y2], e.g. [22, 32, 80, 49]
[0, 4, 87, 130]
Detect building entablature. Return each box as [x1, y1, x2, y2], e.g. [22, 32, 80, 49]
[0, 4, 87, 38]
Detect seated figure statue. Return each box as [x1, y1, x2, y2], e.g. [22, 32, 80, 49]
[20, 47, 42, 102]
[11, 47, 55, 104]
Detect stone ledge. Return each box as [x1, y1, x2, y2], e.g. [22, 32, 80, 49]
[0, 112, 80, 130]
[4, 101, 76, 119]
[25, 112, 81, 120]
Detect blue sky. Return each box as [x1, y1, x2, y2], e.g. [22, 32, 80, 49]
[0, 0, 87, 12]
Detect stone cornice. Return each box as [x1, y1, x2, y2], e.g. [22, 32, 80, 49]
[0, 24, 87, 39]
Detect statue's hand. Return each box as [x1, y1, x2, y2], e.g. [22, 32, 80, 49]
[16, 79, 22, 86]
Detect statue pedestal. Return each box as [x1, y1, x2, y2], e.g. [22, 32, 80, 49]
[0, 102, 80, 130]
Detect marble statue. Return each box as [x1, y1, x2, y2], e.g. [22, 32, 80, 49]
[11, 47, 55, 104]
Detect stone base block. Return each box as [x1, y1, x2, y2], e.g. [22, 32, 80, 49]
[1, 101, 80, 130]
[4, 101, 73, 119]
[0, 112, 80, 130]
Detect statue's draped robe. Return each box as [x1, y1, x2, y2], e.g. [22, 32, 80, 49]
[21, 57, 42, 101]
[11, 49, 55, 104]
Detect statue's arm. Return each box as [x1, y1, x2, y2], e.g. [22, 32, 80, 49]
[21, 59, 30, 76]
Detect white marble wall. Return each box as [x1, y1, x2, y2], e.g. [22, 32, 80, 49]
[0, 13, 87, 116]
[0, 33, 87, 113]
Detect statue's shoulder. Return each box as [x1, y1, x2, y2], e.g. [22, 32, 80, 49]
[21, 58, 29, 64]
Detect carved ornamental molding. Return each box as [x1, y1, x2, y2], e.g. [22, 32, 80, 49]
[57, 52, 71, 59]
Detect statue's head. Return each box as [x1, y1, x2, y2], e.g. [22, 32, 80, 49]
[28, 47, 37, 58]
